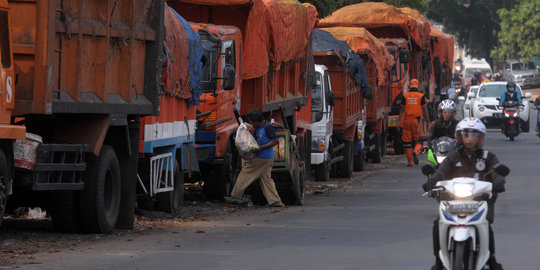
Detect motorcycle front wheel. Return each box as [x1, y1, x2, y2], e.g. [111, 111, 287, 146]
[451, 240, 473, 270]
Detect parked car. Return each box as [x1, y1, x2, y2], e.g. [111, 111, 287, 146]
[469, 82, 532, 131]
[463, 85, 480, 118]
[502, 60, 540, 89]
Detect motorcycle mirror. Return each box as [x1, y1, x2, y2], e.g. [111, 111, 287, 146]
[494, 164, 510, 177]
[421, 164, 436, 176]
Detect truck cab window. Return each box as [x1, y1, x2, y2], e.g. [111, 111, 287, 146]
[311, 72, 323, 123]
[0, 11, 11, 68]
[324, 71, 331, 109]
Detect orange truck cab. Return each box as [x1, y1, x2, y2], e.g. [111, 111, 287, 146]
[0, 1, 25, 139]
[381, 38, 410, 155]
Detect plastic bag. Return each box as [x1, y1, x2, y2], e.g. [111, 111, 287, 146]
[235, 123, 260, 160]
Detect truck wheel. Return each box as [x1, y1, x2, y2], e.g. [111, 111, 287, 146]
[338, 141, 353, 178]
[157, 160, 184, 214]
[80, 145, 121, 234]
[50, 191, 80, 232]
[0, 149, 8, 227]
[292, 167, 305, 206]
[381, 130, 388, 156]
[314, 160, 330, 182]
[204, 141, 240, 199]
[370, 133, 382, 163]
[393, 130, 404, 154]
[353, 148, 365, 172]
[521, 119, 530, 132]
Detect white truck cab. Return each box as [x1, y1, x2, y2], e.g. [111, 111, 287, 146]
[310, 65, 334, 180]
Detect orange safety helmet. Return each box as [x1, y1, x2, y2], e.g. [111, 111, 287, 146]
[410, 79, 419, 89]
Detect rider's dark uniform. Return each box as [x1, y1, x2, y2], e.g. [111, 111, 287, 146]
[424, 119, 459, 140]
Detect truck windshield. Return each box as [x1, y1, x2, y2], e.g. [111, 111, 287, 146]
[311, 72, 322, 112]
[0, 11, 11, 68]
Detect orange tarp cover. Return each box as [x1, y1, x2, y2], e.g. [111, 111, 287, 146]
[398, 7, 431, 46]
[430, 27, 455, 68]
[163, 6, 191, 100]
[175, 0, 251, 5]
[321, 27, 394, 86]
[318, 2, 426, 48]
[239, 0, 316, 79]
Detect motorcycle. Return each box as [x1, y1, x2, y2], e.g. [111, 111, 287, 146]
[421, 164, 510, 270]
[498, 99, 522, 141]
[419, 135, 457, 169]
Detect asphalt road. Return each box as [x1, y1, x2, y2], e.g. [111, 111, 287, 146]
[22, 110, 540, 270]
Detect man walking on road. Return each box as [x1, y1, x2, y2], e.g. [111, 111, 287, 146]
[400, 79, 430, 166]
[225, 109, 285, 207]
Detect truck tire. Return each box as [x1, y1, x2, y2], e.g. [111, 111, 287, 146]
[381, 130, 388, 156]
[80, 145, 121, 234]
[0, 149, 8, 227]
[314, 159, 330, 182]
[337, 141, 353, 178]
[393, 130, 404, 155]
[370, 133, 382, 163]
[353, 147, 365, 172]
[157, 160, 183, 214]
[292, 167, 305, 206]
[204, 141, 240, 199]
[50, 191, 80, 232]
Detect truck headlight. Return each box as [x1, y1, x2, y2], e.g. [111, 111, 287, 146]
[311, 137, 325, 152]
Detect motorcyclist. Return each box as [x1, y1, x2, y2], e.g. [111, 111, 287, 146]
[499, 81, 523, 105]
[423, 117, 506, 270]
[467, 77, 479, 94]
[474, 70, 484, 84]
[422, 100, 459, 149]
[484, 72, 492, 83]
[493, 72, 504, 81]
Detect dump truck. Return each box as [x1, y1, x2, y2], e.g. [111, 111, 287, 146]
[136, 6, 203, 214]
[168, 0, 317, 205]
[318, 26, 394, 164]
[320, 3, 439, 154]
[0, 0, 166, 233]
[429, 27, 455, 102]
[310, 28, 368, 181]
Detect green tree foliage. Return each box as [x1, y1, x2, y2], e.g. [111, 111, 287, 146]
[423, 0, 515, 65]
[491, 0, 540, 60]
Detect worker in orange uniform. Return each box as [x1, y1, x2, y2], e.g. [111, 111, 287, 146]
[399, 79, 430, 166]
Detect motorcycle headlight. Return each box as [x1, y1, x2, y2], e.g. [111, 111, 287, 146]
[436, 156, 446, 164]
[453, 183, 474, 198]
[504, 112, 510, 117]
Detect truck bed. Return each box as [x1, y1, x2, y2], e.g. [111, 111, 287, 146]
[10, 0, 164, 116]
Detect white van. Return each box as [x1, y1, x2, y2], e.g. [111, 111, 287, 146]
[463, 60, 492, 86]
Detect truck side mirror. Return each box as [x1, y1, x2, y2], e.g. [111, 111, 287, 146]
[399, 48, 410, 63]
[327, 91, 335, 107]
[222, 64, 236, 90]
[525, 92, 532, 99]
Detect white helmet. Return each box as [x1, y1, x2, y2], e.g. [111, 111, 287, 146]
[455, 117, 486, 150]
[438, 99, 457, 121]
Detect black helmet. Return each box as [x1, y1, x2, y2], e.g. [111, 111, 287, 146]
[474, 70, 482, 78]
[506, 81, 516, 92]
[471, 77, 479, 85]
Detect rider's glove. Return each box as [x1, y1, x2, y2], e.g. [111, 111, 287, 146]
[422, 181, 433, 192]
[492, 181, 505, 193]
